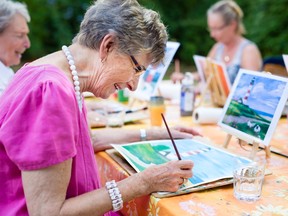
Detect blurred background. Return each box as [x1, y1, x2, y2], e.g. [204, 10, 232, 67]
[18, 0, 288, 78]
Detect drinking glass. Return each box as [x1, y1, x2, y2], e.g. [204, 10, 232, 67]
[106, 106, 126, 128]
[233, 159, 266, 202]
[149, 96, 166, 127]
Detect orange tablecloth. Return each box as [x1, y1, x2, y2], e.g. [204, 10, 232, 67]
[95, 104, 288, 216]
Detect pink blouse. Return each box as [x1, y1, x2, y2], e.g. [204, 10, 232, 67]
[0, 64, 119, 216]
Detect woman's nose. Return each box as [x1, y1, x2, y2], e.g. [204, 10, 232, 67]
[128, 77, 140, 91]
[23, 35, 31, 49]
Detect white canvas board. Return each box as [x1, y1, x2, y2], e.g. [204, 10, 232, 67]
[193, 55, 207, 84]
[218, 69, 288, 146]
[283, 54, 288, 72]
[131, 41, 180, 101]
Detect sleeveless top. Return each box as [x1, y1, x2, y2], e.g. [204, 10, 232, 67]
[214, 39, 253, 84]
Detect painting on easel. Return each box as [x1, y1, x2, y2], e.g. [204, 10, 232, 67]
[218, 69, 288, 147]
[283, 54, 288, 72]
[131, 41, 180, 101]
[207, 59, 231, 106]
[193, 55, 207, 84]
[193, 55, 231, 107]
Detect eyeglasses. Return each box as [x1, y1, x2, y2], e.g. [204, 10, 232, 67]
[207, 24, 228, 33]
[130, 55, 146, 76]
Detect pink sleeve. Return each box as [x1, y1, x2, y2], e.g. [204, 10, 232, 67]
[2, 80, 78, 170]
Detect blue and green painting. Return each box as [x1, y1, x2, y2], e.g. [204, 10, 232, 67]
[114, 139, 252, 186]
[222, 73, 286, 140]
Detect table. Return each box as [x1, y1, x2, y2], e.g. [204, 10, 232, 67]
[94, 103, 288, 216]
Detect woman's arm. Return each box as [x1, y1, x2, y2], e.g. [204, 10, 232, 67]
[91, 126, 201, 152]
[241, 44, 262, 71]
[22, 159, 113, 216]
[22, 158, 193, 216]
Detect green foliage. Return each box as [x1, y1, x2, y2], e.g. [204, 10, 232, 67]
[243, 0, 288, 58]
[21, 0, 288, 66]
[22, 0, 90, 61]
[139, 0, 214, 63]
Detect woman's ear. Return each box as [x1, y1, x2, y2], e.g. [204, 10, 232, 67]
[99, 33, 116, 61]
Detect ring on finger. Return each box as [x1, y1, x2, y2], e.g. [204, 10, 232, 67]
[179, 177, 188, 185]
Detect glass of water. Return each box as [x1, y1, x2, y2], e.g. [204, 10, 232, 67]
[106, 105, 126, 128]
[233, 159, 266, 202]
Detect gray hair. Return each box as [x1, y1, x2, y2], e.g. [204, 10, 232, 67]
[207, 0, 246, 35]
[73, 0, 168, 65]
[0, 0, 30, 34]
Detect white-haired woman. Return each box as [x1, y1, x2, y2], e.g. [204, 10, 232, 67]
[0, 0, 199, 215]
[0, 0, 30, 95]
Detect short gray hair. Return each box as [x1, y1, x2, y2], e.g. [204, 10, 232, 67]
[73, 0, 168, 65]
[0, 0, 30, 34]
[207, 0, 246, 35]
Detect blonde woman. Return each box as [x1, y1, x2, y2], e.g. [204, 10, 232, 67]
[171, 0, 262, 84]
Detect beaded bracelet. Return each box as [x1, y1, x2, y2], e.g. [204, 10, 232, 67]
[105, 180, 123, 212]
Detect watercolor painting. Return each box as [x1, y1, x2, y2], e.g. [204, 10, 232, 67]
[193, 55, 231, 106]
[212, 61, 231, 97]
[112, 139, 251, 188]
[218, 69, 288, 146]
[131, 41, 180, 101]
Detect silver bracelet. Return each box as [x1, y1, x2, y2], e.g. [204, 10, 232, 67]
[140, 129, 147, 141]
[105, 180, 123, 212]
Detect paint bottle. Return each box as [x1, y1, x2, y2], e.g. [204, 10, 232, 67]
[180, 72, 195, 116]
[118, 89, 129, 103]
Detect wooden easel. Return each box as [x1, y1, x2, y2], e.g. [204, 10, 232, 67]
[223, 133, 271, 160]
[195, 59, 227, 108]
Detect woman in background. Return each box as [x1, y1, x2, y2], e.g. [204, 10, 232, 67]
[0, 0, 31, 95]
[171, 0, 262, 84]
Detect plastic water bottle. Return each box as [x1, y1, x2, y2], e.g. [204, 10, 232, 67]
[180, 72, 195, 116]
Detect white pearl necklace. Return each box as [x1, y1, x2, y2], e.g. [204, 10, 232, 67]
[62, 45, 82, 111]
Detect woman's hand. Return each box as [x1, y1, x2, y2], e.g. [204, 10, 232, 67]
[170, 71, 184, 84]
[170, 125, 202, 138]
[92, 126, 202, 152]
[139, 160, 194, 193]
[146, 126, 202, 141]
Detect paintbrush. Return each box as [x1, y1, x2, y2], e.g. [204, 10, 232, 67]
[161, 113, 182, 160]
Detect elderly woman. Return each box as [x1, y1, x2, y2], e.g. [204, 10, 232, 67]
[0, 0, 198, 215]
[171, 0, 262, 84]
[0, 0, 31, 95]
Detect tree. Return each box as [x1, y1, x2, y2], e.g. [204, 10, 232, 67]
[22, 0, 90, 61]
[21, 0, 288, 66]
